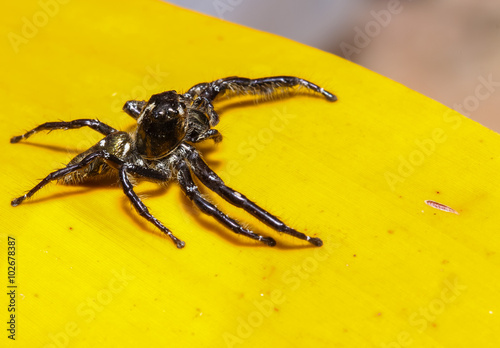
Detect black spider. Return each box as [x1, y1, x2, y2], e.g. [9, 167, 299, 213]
[10, 76, 336, 249]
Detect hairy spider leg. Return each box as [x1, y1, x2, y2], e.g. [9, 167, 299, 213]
[11, 148, 185, 248]
[11, 150, 107, 206]
[182, 144, 323, 247]
[119, 166, 185, 248]
[189, 96, 220, 126]
[123, 100, 146, 119]
[189, 128, 222, 143]
[187, 76, 337, 103]
[10, 119, 117, 143]
[176, 162, 277, 247]
[10, 150, 156, 205]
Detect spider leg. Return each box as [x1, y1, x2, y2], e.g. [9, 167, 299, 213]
[11, 147, 185, 248]
[190, 96, 220, 126]
[11, 150, 107, 206]
[11, 149, 143, 206]
[184, 108, 222, 143]
[186, 76, 336, 103]
[176, 162, 276, 247]
[189, 129, 222, 144]
[185, 82, 210, 98]
[119, 166, 185, 248]
[123, 100, 146, 119]
[10, 119, 117, 143]
[182, 144, 322, 247]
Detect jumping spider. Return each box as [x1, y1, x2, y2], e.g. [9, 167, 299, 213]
[11, 76, 336, 248]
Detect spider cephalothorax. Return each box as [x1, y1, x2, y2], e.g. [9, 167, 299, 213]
[11, 76, 336, 249]
[135, 91, 189, 159]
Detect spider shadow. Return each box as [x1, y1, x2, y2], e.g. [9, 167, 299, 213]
[193, 142, 222, 168]
[177, 98, 291, 174]
[13, 176, 120, 207]
[10, 141, 87, 155]
[13, 186, 99, 206]
[214, 91, 329, 117]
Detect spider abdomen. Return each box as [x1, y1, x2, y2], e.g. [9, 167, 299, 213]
[60, 131, 133, 184]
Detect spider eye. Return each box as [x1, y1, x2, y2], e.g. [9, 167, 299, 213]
[167, 108, 178, 116]
[151, 107, 179, 119]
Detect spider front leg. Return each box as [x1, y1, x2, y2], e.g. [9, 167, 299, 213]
[189, 129, 222, 144]
[189, 96, 220, 126]
[10, 119, 117, 143]
[176, 162, 276, 247]
[123, 100, 146, 119]
[186, 76, 337, 103]
[182, 144, 322, 247]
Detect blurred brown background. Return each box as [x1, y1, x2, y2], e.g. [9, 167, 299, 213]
[167, 0, 500, 132]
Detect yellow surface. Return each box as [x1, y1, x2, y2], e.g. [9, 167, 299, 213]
[2, 1, 500, 347]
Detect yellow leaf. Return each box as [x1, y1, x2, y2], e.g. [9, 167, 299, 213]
[2, 1, 499, 347]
